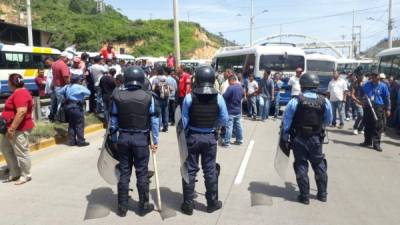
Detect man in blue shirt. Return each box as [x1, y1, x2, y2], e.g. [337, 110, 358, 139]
[181, 66, 228, 215]
[360, 71, 391, 152]
[57, 74, 90, 147]
[109, 66, 159, 217]
[282, 73, 332, 205]
[222, 75, 244, 146]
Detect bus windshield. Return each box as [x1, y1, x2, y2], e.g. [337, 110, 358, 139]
[259, 55, 304, 72]
[307, 60, 335, 72]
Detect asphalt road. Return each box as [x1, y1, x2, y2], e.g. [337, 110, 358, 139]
[0, 118, 399, 225]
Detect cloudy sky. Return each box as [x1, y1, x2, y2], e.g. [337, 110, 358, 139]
[105, 0, 399, 52]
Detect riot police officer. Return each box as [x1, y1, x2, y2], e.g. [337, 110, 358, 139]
[359, 71, 391, 152]
[181, 66, 228, 215]
[110, 66, 159, 217]
[281, 73, 333, 204]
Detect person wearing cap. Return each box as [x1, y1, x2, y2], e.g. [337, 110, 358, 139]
[180, 66, 228, 215]
[288, 67, 303, 97]
[57, 74, 90, 147]
[109, 66, 159, 217]
[70, 56, 85, 82]
[281, 73, 332, 205]
[50, 52, 71, 121]
[359, 71, 391, 152]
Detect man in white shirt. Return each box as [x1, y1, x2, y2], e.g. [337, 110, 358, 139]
[89, 56, 107, 113]
[246, 73, 259, 119]
[327, 70, 348, 129]
[288, 67, 303, 97]
[220, 69, 234, 94]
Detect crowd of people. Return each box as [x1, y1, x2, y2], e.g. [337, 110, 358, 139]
[1, 42, 399, 192]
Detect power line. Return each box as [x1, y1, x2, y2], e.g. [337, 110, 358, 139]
[220, 5, 389, 33]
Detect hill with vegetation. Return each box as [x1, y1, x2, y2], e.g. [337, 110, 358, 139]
[362, 38, 400, 58]
[1, 0, 232, 58]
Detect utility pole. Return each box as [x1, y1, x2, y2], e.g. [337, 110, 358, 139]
[173, 0, 181, 68]
[250, 0, 254, 46]
[279, 24, 282, 43]
[351, 9, 355, 58]
[388, 0, 393, 48]
[26, 0, 33, 46]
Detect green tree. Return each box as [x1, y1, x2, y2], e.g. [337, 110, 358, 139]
[69, 0, 82, 13]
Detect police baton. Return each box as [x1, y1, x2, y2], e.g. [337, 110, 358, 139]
[366, 97, 378, 122]
[149, 132, 162, 212]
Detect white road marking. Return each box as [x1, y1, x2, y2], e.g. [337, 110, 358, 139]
[234, 140, 255, 185]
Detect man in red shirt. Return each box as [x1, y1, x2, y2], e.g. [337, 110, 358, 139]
[34, 68, 46, 97]
[100, 43, 116, 60]
[51, 53, 70, 88]
[167, 54, 175, 70]
[177, 67, 192, 106]
[49, 53, 70, 121]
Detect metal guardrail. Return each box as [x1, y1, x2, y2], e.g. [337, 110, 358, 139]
[0, 97, 51, 121]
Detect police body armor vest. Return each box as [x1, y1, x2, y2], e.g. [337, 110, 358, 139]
[189, 94, 219, 128]
[112, 89, 151, 130]
[292, 94, 325, 136]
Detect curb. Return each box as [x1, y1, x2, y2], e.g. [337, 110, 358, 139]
[0, 123, 105, 163]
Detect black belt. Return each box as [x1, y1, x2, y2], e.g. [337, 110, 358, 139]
[188, 130, 215, 135]
[119, 129, 149, 134]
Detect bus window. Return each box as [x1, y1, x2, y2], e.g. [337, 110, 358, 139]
[379, 55, 394, 76]
[392, 56, 400, 79]
[216, 54, 254, 74]
[307, 60, 335, 72]
[259, 55, 304, 72]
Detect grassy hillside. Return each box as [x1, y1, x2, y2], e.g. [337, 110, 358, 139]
[3, 0, 230, 58]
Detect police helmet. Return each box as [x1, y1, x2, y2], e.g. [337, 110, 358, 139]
[124, 66, 145, 87]
[193, 66, 218, 95]
[300, 73, 319, 89]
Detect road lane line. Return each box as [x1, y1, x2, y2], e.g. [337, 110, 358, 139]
[234, 139, 255, 185]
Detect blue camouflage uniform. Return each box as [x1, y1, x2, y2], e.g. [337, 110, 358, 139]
[181, 93, 228, 206]
[110, 85, 159, 209]
[57, 83, 90, 145]
[282, 90, 333, 201]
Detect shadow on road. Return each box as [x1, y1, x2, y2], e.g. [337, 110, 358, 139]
[84, 187, 141, 220]
[327, 129, 353, 136]
[382, 140, 400, 147]
[248, 182, 297, 204]
[150, 187, 208, 214]
[331, 139, 360, 147]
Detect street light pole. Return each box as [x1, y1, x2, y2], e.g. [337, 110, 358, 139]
[250, 0, 254, 46]
[388, 0, 393, 49]
[26, 0, 33, 46]
[173, 0, 181, 68]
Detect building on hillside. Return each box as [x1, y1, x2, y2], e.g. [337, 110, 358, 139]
[0, 20, 52, 47]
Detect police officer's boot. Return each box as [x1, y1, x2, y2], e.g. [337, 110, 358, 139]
[117, 205, 128, 217]
[181, 179, 195, 215]
[117, 184, 129, 217]
[294, 163, 310, 205]
[205, 182, 222, 213]
[313, 160, 328, 202]
[372, 137, 382, 152]
[137, 182, 154, 217]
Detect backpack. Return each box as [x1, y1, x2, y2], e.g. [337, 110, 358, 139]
[157, 77, 170, 99]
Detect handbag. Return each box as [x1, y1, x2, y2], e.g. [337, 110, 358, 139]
[55, 86, 70, 123]
[0, 116, 7, 134]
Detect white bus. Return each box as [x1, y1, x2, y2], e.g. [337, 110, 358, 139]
[377, 47, 400, 79]
[337, 58, 359, 75]
[0, 43, 61, 96]
[213, 44, 306, 104]
[305, 53, 337, 92]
